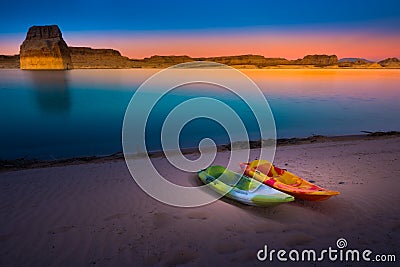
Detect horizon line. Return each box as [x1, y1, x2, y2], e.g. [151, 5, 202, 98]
[1, 51, 398, 62]
[1, 26, 400, 61]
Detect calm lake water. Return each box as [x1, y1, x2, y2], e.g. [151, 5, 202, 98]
[1, 69, 399, 160]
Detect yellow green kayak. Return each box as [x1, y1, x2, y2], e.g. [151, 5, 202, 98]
[198, 166, 294, 206]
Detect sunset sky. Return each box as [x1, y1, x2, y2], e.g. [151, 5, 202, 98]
[1, 0, 399, 60]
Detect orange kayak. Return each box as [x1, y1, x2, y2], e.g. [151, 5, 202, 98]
[240, 160, 340, 201]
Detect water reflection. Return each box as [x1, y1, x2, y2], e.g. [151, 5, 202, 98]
[29, 71, 70, 113]
[0, 69, 398, 160]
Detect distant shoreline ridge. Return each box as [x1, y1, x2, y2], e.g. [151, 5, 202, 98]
[0, 25, 399, 70]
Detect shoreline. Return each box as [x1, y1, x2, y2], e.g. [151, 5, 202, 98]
[1, 131, 399, 172]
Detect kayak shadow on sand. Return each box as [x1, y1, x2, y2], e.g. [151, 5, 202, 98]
[190, 172, 343, 222]
[245, 197, 343, 220]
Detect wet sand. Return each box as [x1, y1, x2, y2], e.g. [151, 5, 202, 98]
[0, 136, 399, 266]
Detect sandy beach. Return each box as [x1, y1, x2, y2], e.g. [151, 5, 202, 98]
[1, 136, 399, 266]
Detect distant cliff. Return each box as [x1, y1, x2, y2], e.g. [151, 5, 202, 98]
[20, 25, 72, 70]
[131, 55, 193, 68]
[292, 55, 338, 66]
[131, 55, 290, 68]
[3, 52, 398, 69]
[0, 55, 20, 69]
[202, 55, 290, 67]
[378, 58, 400, 68]
[69, 47, 133, 68]
[338, 58, 383, 68]
[338, 58, 370, 67]
[132, 54, 340, 68]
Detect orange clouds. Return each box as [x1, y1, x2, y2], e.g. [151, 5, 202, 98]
[65, 30, 399, 61]
[1, 29, 399, 61]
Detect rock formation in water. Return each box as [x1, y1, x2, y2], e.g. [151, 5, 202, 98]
[292, 54, 338, 66]
[18, 25, 134, 69]
[378, 57, 400, 68]
[19, 25, 72, 70]
[69, 47, 134, 68]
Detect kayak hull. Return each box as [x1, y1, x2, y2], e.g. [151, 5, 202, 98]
[240, 160, 340, 201]
[198, 166, 294, 206]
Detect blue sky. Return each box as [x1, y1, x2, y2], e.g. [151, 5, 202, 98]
[1, 0, 399, 33]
